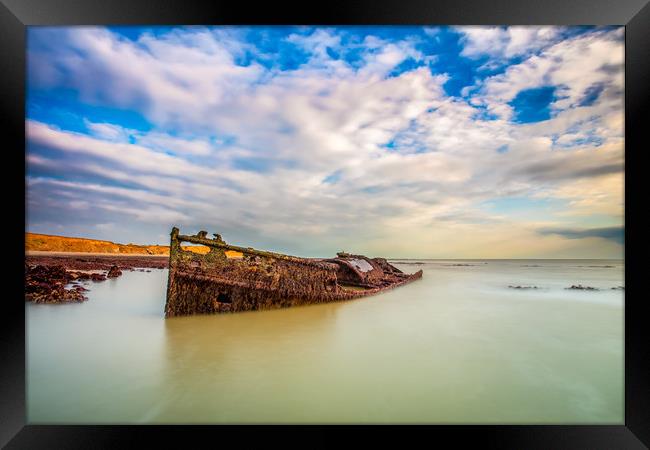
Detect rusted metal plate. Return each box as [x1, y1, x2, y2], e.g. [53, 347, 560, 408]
[165, 227, 422, 317]
[347, 258, 374, 273]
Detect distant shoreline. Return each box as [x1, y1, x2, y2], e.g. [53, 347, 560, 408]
[24, 232, 213, 256]
[25, 253, 169, 270]
[25, 251, 168, 258]
[389, 258, 624, 261]
[25, 232, 623, 261]
[24, 250, 624, 262]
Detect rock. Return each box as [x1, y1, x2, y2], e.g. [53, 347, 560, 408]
[25, 264, 88, 303]
[508, 285, 539, 289]
[566, 284, 599, 291]
[25, 254, 161, 304]
[107, 265, 122, 278]
[90, 273, 107, 281]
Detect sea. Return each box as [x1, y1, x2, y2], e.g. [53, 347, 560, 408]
[26, 259, 624, 424]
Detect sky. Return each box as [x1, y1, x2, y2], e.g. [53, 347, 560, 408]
[26, 25, 624, 258]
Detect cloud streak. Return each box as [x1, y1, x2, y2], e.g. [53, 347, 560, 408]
[538, 226, 624, 245]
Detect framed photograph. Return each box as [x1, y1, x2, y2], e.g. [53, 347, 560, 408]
[2, 0, 648, 447]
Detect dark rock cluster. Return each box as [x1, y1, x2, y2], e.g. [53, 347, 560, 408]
[508, 284, 624, 292]
[566, 284, 599, 291]
[25, 262, 125, 303]
[25, 264, 88, 303]
[443, 263, 483, 267]
[69, 271, 106, 282]
[107, 265, 122, 278]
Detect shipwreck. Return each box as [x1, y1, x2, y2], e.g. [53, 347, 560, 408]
[164, 227, 423, 317]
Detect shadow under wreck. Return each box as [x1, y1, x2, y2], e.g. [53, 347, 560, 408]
[165, 227, 423, 317]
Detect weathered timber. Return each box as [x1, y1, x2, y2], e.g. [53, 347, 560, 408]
[164, 227, 423, 317]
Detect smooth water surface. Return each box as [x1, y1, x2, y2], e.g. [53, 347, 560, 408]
[27, 260, 624, 423]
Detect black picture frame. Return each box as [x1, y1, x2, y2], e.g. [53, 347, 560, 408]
[2, 0, 648, 447]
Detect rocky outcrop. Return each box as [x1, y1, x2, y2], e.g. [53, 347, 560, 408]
[107, 265, 122, 278]
[25, 260, 127, 304]
[566, 284, 599, 291]
[25, 264, 88, 303]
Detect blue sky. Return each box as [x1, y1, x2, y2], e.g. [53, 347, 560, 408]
[26, 26, 624, 258]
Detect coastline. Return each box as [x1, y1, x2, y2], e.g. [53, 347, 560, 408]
[26, 250, 169, 257]
[25, 252, 169, 270]
[25, 252, 169, 303]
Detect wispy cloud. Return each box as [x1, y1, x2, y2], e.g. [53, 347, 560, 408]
[538, 226, 624, 245]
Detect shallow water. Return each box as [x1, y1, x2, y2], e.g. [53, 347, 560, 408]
[26, 259, 624, 424]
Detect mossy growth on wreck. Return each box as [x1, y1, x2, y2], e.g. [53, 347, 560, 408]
[165, 227, 422, 318]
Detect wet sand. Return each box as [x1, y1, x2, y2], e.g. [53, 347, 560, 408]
[26, 252, 169, 270]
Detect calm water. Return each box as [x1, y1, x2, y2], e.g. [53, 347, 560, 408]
[27, 260, 624, 424]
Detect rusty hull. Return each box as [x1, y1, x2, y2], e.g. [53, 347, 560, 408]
[164, 227, 423, 317]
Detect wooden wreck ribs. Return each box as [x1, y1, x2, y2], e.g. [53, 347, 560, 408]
[164, 227, 423, 317]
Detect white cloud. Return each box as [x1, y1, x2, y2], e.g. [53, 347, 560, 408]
[25, 26, 624, 257]
[473, 28, 623, 121]
[84, 121, 132, 142]
[456, 26, 562, 60]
